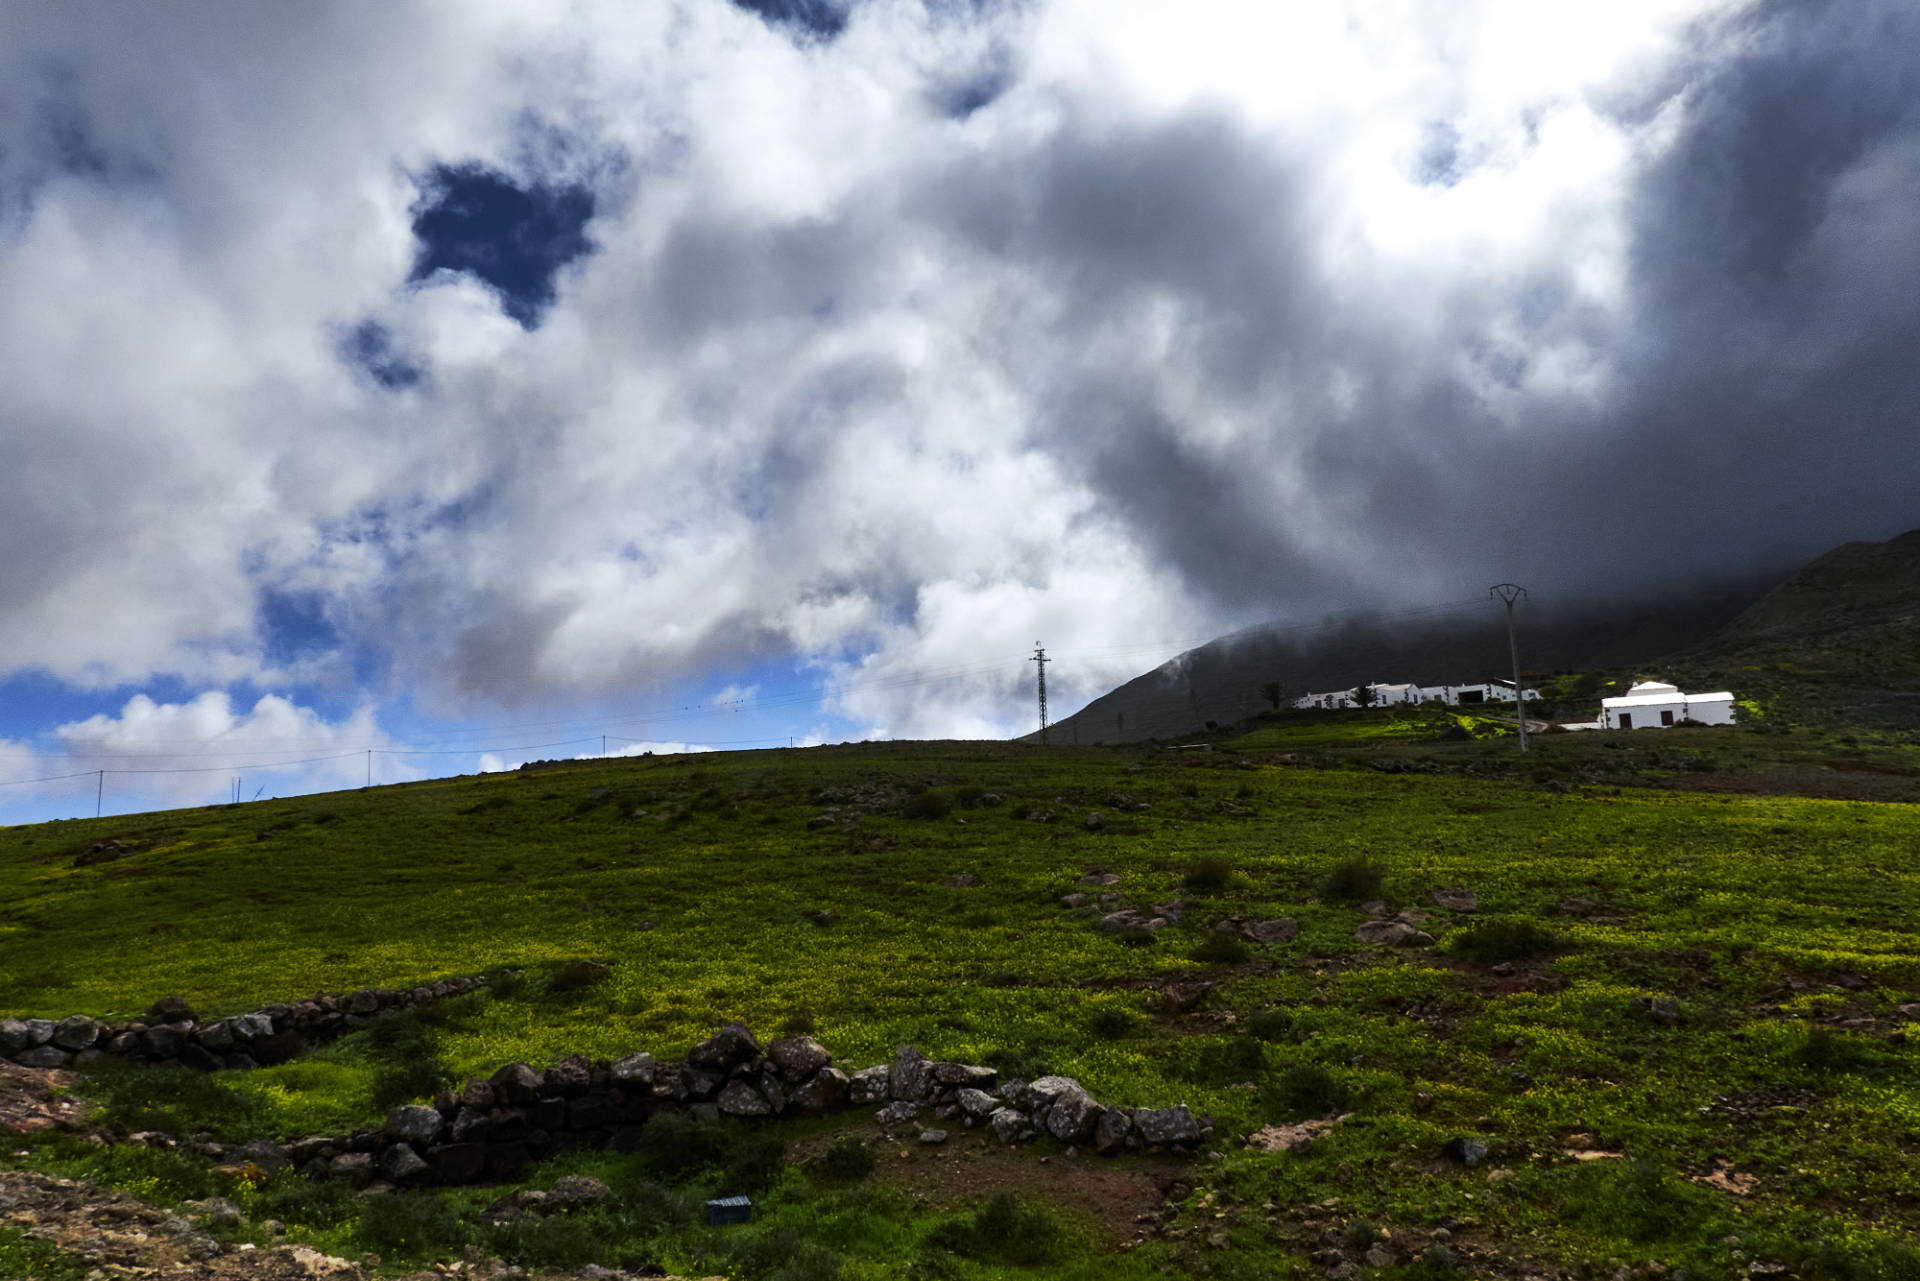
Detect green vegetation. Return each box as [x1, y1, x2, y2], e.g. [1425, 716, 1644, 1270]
[3, 734, 1919, 1276]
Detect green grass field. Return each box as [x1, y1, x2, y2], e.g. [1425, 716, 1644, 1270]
[3, 732, 1919, 1278]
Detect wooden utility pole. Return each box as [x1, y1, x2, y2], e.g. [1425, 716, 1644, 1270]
[1031, 644, 1050, 745]
[1490, 584, 1529, 753]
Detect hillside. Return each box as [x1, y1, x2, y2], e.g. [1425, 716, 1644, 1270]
[1662, 527, 1920, 725]
[1037, 582, 1772, 745]
[2, 738, 1919, 1278]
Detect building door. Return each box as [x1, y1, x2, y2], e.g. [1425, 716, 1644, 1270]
[1660, 710, 1674, 726]
[1619, 712, 1633, 730]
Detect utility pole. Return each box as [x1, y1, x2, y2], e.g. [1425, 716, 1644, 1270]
[366, 748, 372, 789]
[602, 734, 608, 758]
[1030, 643, 1050, 746]
[96, 770, 103, 819]
[1490, 584, 1529, 753]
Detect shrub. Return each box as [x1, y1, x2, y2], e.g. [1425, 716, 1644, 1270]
[489, 1211, 615, 1271]
[636, 1111, 729, 1180]
[1191, 931, 1251, 964]
[924, 1192, 1062, 1266]
[726, 1132, 789, 1194]
[1798, 1025, 1890, 1077]
[1116, 925, 1158, 948]
[1322, 856, 1386, 903]
[1260, 1063, 1351, 1121]
[1184, 857, 1234, 893]
[1448, 919, 1560, 963]
[902, 791, 952, 820]
[1245, 1010, 1292, 1042]
[357, 1191, 471, 1258]
[814, 1137, 876, 1184]
[1087, 1007, 1141, 1040]
[780, 1006, 816, 1035]
[726, 1225, 844, 1281]
[1564, 1157, 1715, 1244]
[1187, 1037, 1267, 1084]
[82, 1060, 270, 1143]
[551, 958, 613, 991]
[251, 1172, 359, 1229]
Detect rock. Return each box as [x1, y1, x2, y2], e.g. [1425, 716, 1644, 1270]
[1077, 872, 1120, 887]
[944, 873, 982, 887]
[195, 1020, 237, 1052]
[1633, 996, 1683, 1025]
[1443, 1136, 1489, 1166]
[1153, 900, 1188, 922]
[460, 1077, 496, 1109]
[548, 1174, 611, 1210]
[875, 1100, 924, 1126]
[610, 1051, 655, 1087]
[197, 1196, 244, 1227]
[490, 1062, 545, 1105]
[790, 1066, 850, 1114]
[147, 996, 197, 1024]
[890, 1045, 936, 1101]
[716, 1081, 773, 1117]
[934, 1061, 996, 1088]
[232, 1012, 275, 1041]
[1134, 1106, 1202, 1146]
[1098, 910, 1161, 933]
[956, 1087, 1000, 1119]
[545, 1054, 592, 1097]
[51, 1015, 99, 1051]
[22, 1019, 55, 1047]
[768, 1035, 832, 1079]
[688, 1022, 762, 1071]
[14, 1045, 71, 1069]
[1243, 918, 1299, 944]
[380, 1142, 429, 1183]
[1899, 1003, 1920, 1020]
[920, 1128, 949, 1144]
[1354, 921, 1432, 946]
[1365, 1244, 1398, 1268]
[1060, 892, 1090, 908]
[1094, 1108, 1133, 1155]
[451, 1106, 491, 1144]
[328, 1152, 374, 1184]
[0, 1018, 28, 1056]
[1360, 900, 1390, 918]
[252, 1029, 305, 1065]
[384, 1105, 445, 1146]
[849, 1064, 891, 1104]
[988, 1107, 1034, 1144]
[238, 1138, 289, 1171]
[142, 1023, 189, 1059]
[427, 1143, 487, 1183]
[1556, 897, 1598, 916]
[1430, 887, 1478, 912]
[566, 1094, 620, 1130]
[1084, 811, 1106, 831]
[1043, 1084, 1103, 1144]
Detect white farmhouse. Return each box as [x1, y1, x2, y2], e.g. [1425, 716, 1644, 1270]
[1599, 680, 1736, 730]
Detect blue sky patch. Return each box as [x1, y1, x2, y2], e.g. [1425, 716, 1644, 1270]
[408, 163, 595, 329]
[339, 319, 425, 389]
[731, 0, 850, 40]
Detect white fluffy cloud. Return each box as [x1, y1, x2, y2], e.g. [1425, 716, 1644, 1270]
[2, 0, 1916, 743]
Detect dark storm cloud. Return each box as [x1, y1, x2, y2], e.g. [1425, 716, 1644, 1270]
[730, 0, 851, 41]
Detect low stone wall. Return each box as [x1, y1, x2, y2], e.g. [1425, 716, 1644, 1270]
[256, 1022, 1209, 1188]
[0, 976, 488, 1072]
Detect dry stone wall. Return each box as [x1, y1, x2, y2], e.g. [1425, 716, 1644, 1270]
[0, 976, 487, 1073]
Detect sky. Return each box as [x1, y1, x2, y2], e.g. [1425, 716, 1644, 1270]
[2, 0, 1917, 823]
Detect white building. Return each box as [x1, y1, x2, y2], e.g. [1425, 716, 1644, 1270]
[1293, 678, 1539, 710]
[1599, 680, 1736, 730]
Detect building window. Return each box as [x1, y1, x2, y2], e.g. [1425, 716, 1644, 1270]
[1660, 710, 1674, 726]
[1619, 712, 1633, 730]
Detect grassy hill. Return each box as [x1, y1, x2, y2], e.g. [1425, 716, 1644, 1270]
[3, 737, 1919, 1278]
[1661, 528, 1920, 727]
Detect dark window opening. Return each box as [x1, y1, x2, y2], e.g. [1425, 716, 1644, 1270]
[1459, 690, 1485, 705]
[1619, 712, 1633, 730]
[1660, 710, 1675, 726]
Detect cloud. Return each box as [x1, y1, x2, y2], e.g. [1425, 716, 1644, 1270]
[0, 0, 1915, 747]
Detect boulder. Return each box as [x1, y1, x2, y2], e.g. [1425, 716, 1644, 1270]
[1094, 1109, 1133, 1155]
[987, 1107, 1034, 1144]
[1134, 1106, 1202, 1146]
[920, 1129, 950, 1144]
[548, 1174, 612, 1210]
[757, 1066, 788, 1114]
[956, 1087, 999, 1119]
[566, 1094, 621, 1130]
[932, 1061, 996, 1089]
[1354, 921, 1432, 946]
[231, 1013, 276, 1041]
[194, 1020, 236, 1052]
[545, 1054, 592, 1098]
[716, 1081, 773, 1117]
[1430, 888, 1478, 912]
[687, 1023, 762, 1071]
[875, 1100, 924, 1126]
[1243, 918, 1299, 944]
[890, 1045, 936, 1101]
[610, 1052, 655, 1088]
[1083, 811, 1106, 832]
[768, 1035, 832, 1079]
[0, 1018, 29, 1056]
[51, 1015, 100, 1052]
[459, 1078, 495, 1110]
[22, 1019, 54, 1047]
[428, 1143, 488, 1183]
[1041, 1083, 1102, 1144]
[15, 1045, 71, 1069]
[1443, 1136, 1489, 1166]
[380, 1142, 429, 1183]
[328, 1152, 374, 1184]
[1060, 892, 1090, 908]
[489, 1062, 544, 1105]
[250, 1030, 305, 1065]
[146, 996, 196, 1024]
[789, 1066, 850, 1114]
[384, 1105, 445, 1146]
[451, 1107, 491, 1144]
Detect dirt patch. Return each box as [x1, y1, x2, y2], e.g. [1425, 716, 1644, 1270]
[789, 1120, 1193, 1241]
[0, 1062, 88, 1136]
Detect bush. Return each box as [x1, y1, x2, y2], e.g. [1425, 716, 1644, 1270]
[251, 1171, 359, 1229]
[1087, 1007, 1141, 1040]
[636, 1111, 730, 1181]
[814, 1137, 876, 1184]
[902, 791, 951, 820]
[1187, 1037, 1266, 1084]
[1245, 1010, 1292, 1042]
[1184, 857, 1234, 893]
[357, 1191, 472, 1258]
[1191, 931, 1251, 964]
[1322, 856, 1386, 903]
[727, 1225, 844, 1281]
[780, 1006, 816, 1035]
[82, 1060, 270, 1143]
[924, 1192, 1062, 1267]
[551, 957, 613, 991]
[1448, 919, 1560, 963]
[1799, 1026, 1891, 1077]
[726, 1132, 790, 1195]
[1564, 1157, 1715, 1244]
[1260, 1063, 1351, 1122]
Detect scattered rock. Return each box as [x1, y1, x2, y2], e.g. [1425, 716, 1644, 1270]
[1430, 887, 1478, 912]
[547, 1174, 611, 1210]
[944, 873, 982, 887]
[1632, 995, 1683, 1025]
[1083, 812, 1106, 832]
[1060, 892, 1090, 908]
[1243, 918, 1299, 944]
[1555, 897, 1598, 916]
[1247, 1117, 1342, 1153]
[1077, 871, 1119, 887]
[1354, 921, 1432, 947]
[919, 1129, 949, 1144]
[688, 1023, 762, 1071]
[716, 1081, 774, 1117]
[1443, 1136, 1489, 1166]
[875, 1100, 923, 1126]
[1135, 1106, 1203, 1146]
[767, 1035, 832, 1079]
[1360, 900, 1390, 918]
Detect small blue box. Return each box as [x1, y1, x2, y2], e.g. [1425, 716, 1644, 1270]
[705, 1195, 752, 1227]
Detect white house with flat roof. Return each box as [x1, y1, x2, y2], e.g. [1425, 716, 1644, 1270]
[1599, 680, 1736, 730]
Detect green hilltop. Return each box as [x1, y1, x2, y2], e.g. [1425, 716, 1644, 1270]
[3, 728, 1919, 1278]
